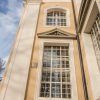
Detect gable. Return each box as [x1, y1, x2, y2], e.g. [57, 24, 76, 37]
[37, 28, 76, 39]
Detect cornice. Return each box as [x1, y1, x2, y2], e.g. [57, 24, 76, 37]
[37, 28, 77, 39]
[23, 0, 41, 3]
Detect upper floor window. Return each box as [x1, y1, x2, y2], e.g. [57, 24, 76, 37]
[46, 8, 69, 26]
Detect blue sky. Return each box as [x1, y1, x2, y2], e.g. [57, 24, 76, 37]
[0, 0, 23, 78]
[0, 0, 82, 79]
[0, 0, 23, 60]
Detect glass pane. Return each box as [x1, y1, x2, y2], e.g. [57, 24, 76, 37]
[62, 71, 70, 82]
[91, 14, 100, 70]
[40, 83, 50, 97]
[62, 84, 71, 98]
[47, 10, 66, 26]
[40, 45, 71, 98]
[42, 70, 50, 82]
[43, 60, 51, 68]
[51, 83, 61, 98]
[52, 60, 60, 68]
[47, 12, 53, 16]
[52, 71, 61, 82]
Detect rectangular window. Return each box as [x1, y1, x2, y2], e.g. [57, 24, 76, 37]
[46, 10, 67, 26]
[91, 14, 100, 70]
[40, 45, 71, 98]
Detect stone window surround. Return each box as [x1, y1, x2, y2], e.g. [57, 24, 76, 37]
[35, 39, 78, 100]
[40, 45, 71, 98]
[46, 9, 67, 26]
[44, 6, 70, 28]
[91, 14, 100, 71]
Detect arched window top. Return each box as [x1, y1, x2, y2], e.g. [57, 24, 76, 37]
[47, 9, 66, 18]
[46, 8, 70, 27]
[47, 8, 66, 13]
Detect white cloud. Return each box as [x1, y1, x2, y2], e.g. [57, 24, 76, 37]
[0, 0, 23, 35]
[0, 0, 23, 58]
[3, 56, 9, 62]
[0, 0, 23, 78]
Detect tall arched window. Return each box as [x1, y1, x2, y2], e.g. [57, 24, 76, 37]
[40, 44, 72, 99]
[46, 8, 67, 26]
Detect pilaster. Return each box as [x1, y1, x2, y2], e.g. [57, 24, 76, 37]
[0, 1, 41, 100]
[81, 33, 100, 100]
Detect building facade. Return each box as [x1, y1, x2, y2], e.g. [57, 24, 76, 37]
[0, 0, 100, 100]
[78, 0, 100, 100]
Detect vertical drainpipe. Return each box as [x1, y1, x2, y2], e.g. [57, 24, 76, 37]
[71, 0, 89, 100]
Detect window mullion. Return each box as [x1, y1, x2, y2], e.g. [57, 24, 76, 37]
[50, 46, 53, 98]
[46, 10, 67, 26]
[93, 28, 100, 51]
[40, 45, 71, 99]
[60, 46, 62, 98]
[56, 14, 57, 26]
[96, 19, 99, 32]
[95, 20, 100, 50]
[91, 14, 100, 71]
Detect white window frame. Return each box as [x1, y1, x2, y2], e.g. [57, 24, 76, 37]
[35, 39, 78, 100]
[91, 14, 100, 71]
[44, 7, 70, 28]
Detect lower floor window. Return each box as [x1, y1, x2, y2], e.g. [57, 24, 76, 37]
[40, 45, 71, 99]
[91, 14, 100, 70]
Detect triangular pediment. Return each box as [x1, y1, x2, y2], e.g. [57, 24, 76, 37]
[37, 28, 76, 39]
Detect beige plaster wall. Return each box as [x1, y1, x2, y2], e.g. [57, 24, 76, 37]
[37, 2, 76, 34]
[0, 3, 40, 100]
[25, 36, 40, 100]
[80, 33, 94, 100]
[0, 1, 87, 100]
[25, 2, 85, 100]
[25, 38, 85, 100]
[73, 40, 85, 100]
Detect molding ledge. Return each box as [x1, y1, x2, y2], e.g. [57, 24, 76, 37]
[37, 28, 77, 39]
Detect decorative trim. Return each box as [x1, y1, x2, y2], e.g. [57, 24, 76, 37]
[31, 62, 38, 68]
[37, 28, 76, 39]
[35, 39, 78, 100]
[44, 6, 70, 27]
[82, 33, 100, 100]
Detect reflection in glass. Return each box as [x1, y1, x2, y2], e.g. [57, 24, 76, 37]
[40, 45, 71, 98]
